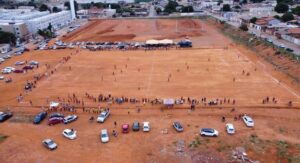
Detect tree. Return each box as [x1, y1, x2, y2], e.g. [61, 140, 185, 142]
[250, 0, 264, 3]
[52, 6, 61, 13]
[250, 17, 257, 24]
[64, 1, 78, 11]
[0, 31, 16, 45]
[181, 6, 194, 13]
[292, 6, 300, 16]
[156, 7, 162, 14]
[281, 12, 294, 22]
[164, 0, 178, 13]
[274, 15, 281, 19]
[276, 0, 293, 5]
[239, 24, 248, 31]
[222, 4, 231, 12]
[47, 23, 53, 32]
[274, 3, 289, 13]
[39, 4, 49, 11]
[217, 0, 223, 5]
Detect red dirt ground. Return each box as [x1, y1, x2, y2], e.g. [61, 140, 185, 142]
[1, 19, 300, 163]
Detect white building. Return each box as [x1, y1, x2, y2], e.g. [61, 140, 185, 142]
[76, 0, 134, 3]
[27, 11, 72, 33]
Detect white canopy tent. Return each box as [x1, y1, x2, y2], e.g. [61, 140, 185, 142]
[146, 39, 159, 45]
[50, 101, 60, 108]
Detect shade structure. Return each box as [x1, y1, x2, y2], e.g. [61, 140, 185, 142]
[158, 39, 173, 45]
[146, 39, 159, 45]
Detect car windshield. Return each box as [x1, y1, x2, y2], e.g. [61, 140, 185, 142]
[47, 140, 54, 145]
[100, 113, 106, 117]
[101, 133, 107, 138]
[67, 131, 74, 135]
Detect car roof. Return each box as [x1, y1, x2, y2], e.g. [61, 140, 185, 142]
[43, 139, 53, 143]
[202, 128, 214, 131]
[226, 124, 234, 128]
[143, 122, 149, 125]
[101, 129, 108, 133]
[64, 129, 72, 132]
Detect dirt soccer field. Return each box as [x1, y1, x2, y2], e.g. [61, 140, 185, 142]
[1, 19, 300, 163]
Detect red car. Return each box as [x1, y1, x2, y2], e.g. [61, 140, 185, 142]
[14, 69, 24, 73]
[122, 124, 129, 133]
[23, 65, 34, 70]
[48, 117, 63, 126]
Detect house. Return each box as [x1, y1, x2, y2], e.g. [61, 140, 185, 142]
[0, 44, 11, 54]
[251, 17, 280, 32]
[281, 28, 300, 46]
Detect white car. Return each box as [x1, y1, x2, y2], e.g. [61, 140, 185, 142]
[200, 128, 219, 137]
[3, 55, 11, 59]
[63, 115, 78, 124]
[279, 44, 286, 48]
[143, 122, 150, 132]
[226, 123, 235, 134]
[97, 110, 110, 123]
[242, 115, 254, 127]
[62, 129, 77, 140]
[0, 76, 4, 80]
[0, 58, 4, 63]
[5, 67, 15, 71]
[15, 61, 25, 66]
[100, 129, 109, 143]
[2, 69, 11, 74]
[42, 139, 57, 150]
[29, 60, 39, 65]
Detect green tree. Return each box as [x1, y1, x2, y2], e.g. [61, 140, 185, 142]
[274, 3, 289, 13]
[64, 0, 78, 11]
[156, 7, 162, 14]
[222, 4, 231, 12]
[250, 0, 264, 3]
[274, 15, 281, 19]
[0, 31, 16, 45]
[52, 6, 61, 13]
[281, 12, 294, 22]
[39, 4, 49, 11]
[292, 6, 300, 16]
[164, 0, 178, 13]
[239, 24, 248, 31]
[181, 6, 194, 13]
[276, 0, 293, 5]
[250, 17, 257, 24]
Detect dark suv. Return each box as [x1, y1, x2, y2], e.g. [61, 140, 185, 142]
[0, 112, 13, 122]
[33, 111, 47, 124]
[132, 121, 140, 131]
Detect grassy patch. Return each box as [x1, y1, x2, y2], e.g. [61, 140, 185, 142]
[276, 140, 289, 158]
[0, 134, 8, 143]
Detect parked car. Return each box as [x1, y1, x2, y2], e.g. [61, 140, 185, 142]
[48, 117, 63, 125]
[266, 38, 273, 43]
[132, 121, 140, 131]
[200, 128, 219, 137]
[29, 60, 39, 65]
[14, 69, 24, 73]
[2, 69, 11, 74]
[15, 61, 25, 66]
[97, 110, 110, 123]
[173, 121, 183, 132]
[62, 129, 77, 140]
[42, 139, 57, 150]
[286, 48, 294, 52]
[0, 76, 4, 80]
[122, 124, 130, 133]
[22, 65, 34, 70]
[0, 112, 13, 122]
[63, 115, 78, 124]
[278, 44, 286, 48]
[33, 111, 47, 124]
[242, 115, 254, 127]
[49, 113, 64, 118]
[3, 55, 11, 59]
[226, 123, 235, 134]
[100, 129, 109, 143]
[143, 122, 150, 132]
